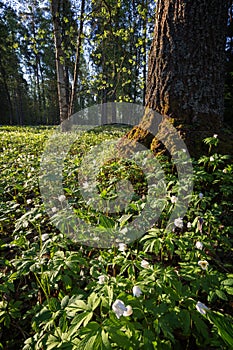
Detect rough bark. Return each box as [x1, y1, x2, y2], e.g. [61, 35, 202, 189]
[128, 0, 230, 156]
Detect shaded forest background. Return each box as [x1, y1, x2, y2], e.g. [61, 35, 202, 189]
[0, 0, 233, 128]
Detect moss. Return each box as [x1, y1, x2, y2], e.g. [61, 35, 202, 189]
[119, 106, 233, 159]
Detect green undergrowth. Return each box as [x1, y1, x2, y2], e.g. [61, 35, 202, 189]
[0, 126, 232, 350]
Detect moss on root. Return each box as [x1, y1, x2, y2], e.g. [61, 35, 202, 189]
[119, 107, 233, 159]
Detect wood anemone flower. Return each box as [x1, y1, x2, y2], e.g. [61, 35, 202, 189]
[133, 286, 142, 297]
[198, 260, 209, 270]
[195, 241, 204, 250]
[140, 259, 150, 268]
[112, 299, 133, 319]
[196, 301, 209, 315]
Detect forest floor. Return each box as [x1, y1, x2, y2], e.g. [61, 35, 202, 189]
[0, 125, 233, 350]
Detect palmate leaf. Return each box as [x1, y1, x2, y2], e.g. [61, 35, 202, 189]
[225, 287, 233, 295]
[191, 312, 209, 339]
[76, 334, 98, 350]
[207, 311, 233, 347]
[46, 335, 61, 350]
[76, 322, 111, 350]
[87, 292, 101, 310]
[143, 329, 157, 350]
[46, 334, 73, 350]
[68, 311, 94, 337]
[66, 299, 88, 316]
[32, 306, 52, 326]
[98, 214, 116, 229]
[101, 329, 112, 350]
[102, 285, 114, 307]
[104, 318, 132, 349]
[179, 309, 191, 336]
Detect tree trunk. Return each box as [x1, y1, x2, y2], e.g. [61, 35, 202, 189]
[51, 0, 69, 129]
[0, 59, 13, 125]
[128, 0, 229, 156]
[142, 0, 148, 106]
[68, 0, 85, 117]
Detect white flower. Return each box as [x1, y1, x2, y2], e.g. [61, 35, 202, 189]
[82, 181, 89, 189]
[58, 194, 66, 202]
[199, 193, 203, 199]
[196, 301, 209, 315]
[120, 227, 128, 235]
[112, 299, 132, 319]
[123, 305, 133, 317]
[51, 207, 57, 213]
[209, 156, 214, 162]
[98, 275, 106, 285]
[195, 241, 203, 250]
[213, 134, 218, 138]
[174, 217, 183, 228]
[133, 286, 142, 297]
[141, 259, 150, 268]
[223, 168, 227, 174]
[171, 195, 178, 204]
[187, 222, 192, 228]
[23, 221, 29, 228]
[26, 199, 32, 204]
[198, 260, 209, 270]
[41, 234, 49, 241]
[118, 243, 127, 252]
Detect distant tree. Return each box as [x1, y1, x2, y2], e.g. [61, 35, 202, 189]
[51, 0, 85, 128]
[127, 0, 230, 156]
[0, 2, 28, 125]
[68, 0, 85, 117]
[5, 0, 58, 125]
[89, 0, 154, 123]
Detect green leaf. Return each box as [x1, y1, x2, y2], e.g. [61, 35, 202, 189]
[118, 214, 133, 227]
[179, 309, 190, 335]
[225, 287, 233, 295]
[66, 300, 88, 316]
[62, 274, 72, 290]
[99, 214, 115, 229]
[46, 335, 60, 350]
[61, 295, 70, 309]
[76, 323, 101, 350]
[87, 292, 101, 311]
[207, 312, 233, 347]
[192, 313, 209, 339]
[143, 329, 157, 349]
[101, 329, 111, 350]
[33, 306, 52, 324]
[106, 319, 131, 349]
[59, 313, 68, 333]
[215, 289, 228, 301]
[104, 285, 113, 306]
[69, 311, 93, 336]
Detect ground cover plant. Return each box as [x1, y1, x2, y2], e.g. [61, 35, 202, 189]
[0, 126, 233, 350]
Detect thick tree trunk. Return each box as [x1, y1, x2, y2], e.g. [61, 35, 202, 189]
[128, 0, 229, 156]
